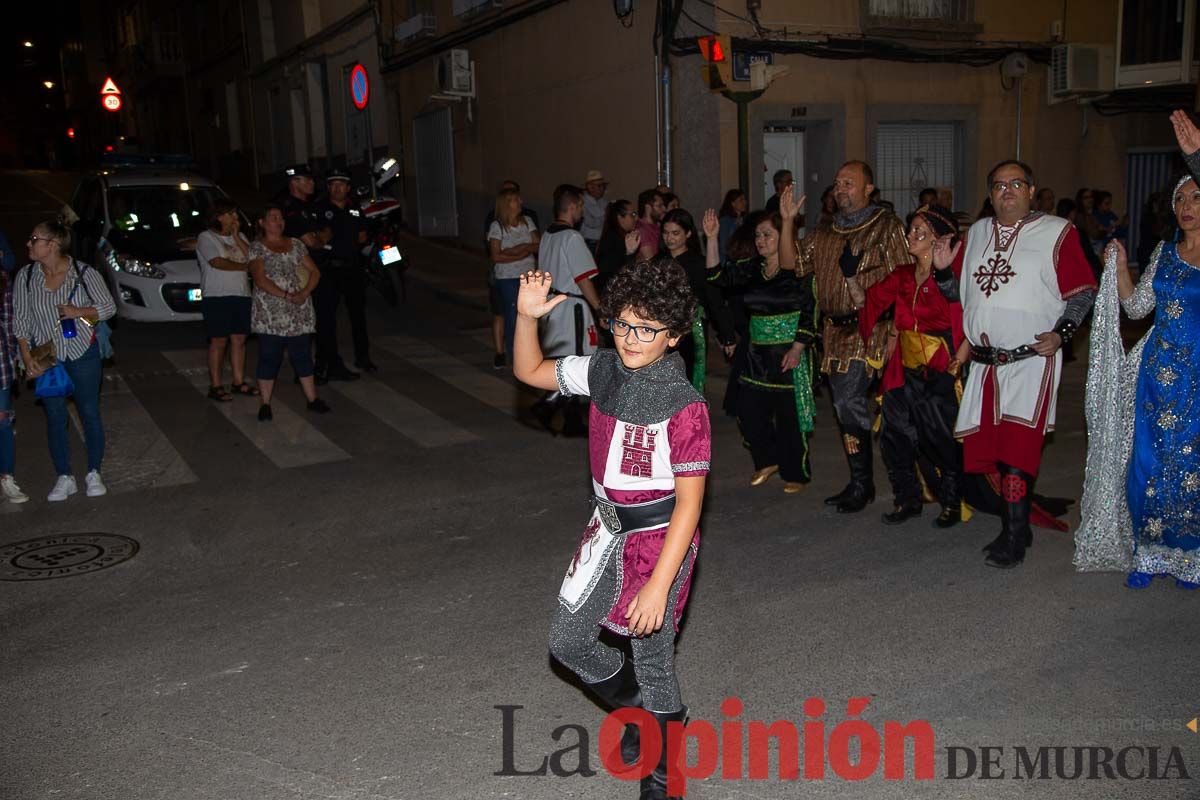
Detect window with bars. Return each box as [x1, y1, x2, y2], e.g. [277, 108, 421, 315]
[860, 0, 979, 34]
[875, 122, 961, 219]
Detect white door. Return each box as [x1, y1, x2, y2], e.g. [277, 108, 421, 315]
[875, 122, 959, 218]
[763, 129, 804, 206]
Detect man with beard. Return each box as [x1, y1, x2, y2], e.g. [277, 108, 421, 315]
[789, 161, 910, 512]
[933, 160, 1095, 568]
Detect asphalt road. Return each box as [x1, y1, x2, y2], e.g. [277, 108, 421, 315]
[0, 170, 1196, 800]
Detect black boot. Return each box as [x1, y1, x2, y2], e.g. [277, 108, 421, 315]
[823, 483, 853, 506]
[640, 707, 688, 800]
[823, 429, 855, 505]
[980, 471, 1034, 552]
[836, 435, 875, 514]
[933, 472, 962, 529]
[584, 659, 641, 767]
[881, 499, 922, 525]
[561, 397, 588, 438]
[985, 464, 1033, 569]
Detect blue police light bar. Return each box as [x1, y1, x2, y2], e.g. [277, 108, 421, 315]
[100, 153, 197, 169]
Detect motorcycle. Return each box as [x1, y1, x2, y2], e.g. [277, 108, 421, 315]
[358, 157, 408, 307]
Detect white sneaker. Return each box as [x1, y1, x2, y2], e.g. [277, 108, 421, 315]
[0, 475, 28, 504]
[85, 470, 107, 498]
[47, 475, 78, 502]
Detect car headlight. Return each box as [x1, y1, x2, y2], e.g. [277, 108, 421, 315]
[107, 251, 165, 279]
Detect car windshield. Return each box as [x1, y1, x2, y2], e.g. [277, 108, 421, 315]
[106, 184, 228, 244]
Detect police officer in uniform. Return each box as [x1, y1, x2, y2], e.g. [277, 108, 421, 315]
[315, 167, 375, 376]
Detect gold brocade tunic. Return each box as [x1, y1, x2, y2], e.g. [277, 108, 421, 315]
[798, 207, 910, 375]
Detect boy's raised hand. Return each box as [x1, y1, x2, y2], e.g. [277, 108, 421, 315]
[517, 270, 567, 319]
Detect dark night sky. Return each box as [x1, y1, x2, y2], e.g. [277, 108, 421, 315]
[1, 1, 84, 166]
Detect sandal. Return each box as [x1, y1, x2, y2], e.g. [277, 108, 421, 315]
[207, 385, 234, 402]
[230, 382, 260, 396]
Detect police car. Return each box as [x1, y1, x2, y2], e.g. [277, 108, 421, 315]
[65, 156, 244, 322]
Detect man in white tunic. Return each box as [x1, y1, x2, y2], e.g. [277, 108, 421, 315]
[530, 184, 601, 436]
[934, 160, 1097, 568]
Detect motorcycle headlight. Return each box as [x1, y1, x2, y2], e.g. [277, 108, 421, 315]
[108, 251, 165, 279]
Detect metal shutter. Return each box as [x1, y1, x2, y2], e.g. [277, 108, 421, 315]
[413, 106, 459, 237]
[875, 122, 959, 218]
[1125, 149, 1176, 267]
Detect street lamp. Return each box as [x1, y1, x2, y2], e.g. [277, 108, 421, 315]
[43, 81, 54, 90]
[23, 41, 33, 48]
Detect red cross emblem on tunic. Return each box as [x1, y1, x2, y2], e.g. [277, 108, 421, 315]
[973, 254, 1017, 298]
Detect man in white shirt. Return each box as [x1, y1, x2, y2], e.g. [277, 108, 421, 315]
[581, 170, 609, 252]
[530, 184, 601, 436]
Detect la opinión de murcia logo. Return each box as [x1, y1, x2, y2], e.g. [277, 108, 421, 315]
[496, 699, 1194, 796]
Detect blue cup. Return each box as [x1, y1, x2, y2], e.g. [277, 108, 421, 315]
[60, 317, 77, 338]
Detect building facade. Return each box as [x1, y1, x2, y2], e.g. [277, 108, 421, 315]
[87, 0, 1194, 254]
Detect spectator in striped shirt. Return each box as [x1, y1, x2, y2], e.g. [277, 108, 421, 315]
[0, 265, 26, 503]
[13, 220, 115, 502]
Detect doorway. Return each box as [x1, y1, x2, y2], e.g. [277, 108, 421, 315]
[763, 127, 804, 207]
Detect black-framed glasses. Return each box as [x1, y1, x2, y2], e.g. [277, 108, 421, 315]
[27, 236, 53, 244]
[609, 318, 669, 342]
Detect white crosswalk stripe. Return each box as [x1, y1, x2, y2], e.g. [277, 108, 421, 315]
[374, 334, 525, 418]
[325, 375, 480, 447]
[161, 350, 351, 469]
[66, 373, 199, 495]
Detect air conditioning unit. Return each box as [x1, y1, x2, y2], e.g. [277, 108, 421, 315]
[1048, 44, 1114, 103]
[394, 13, 436, 43]
[437, 49, 474, 97]
[453, 0, 502, 17]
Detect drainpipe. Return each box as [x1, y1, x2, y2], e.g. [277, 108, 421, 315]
[654, 52, 663, 185]
[1014, 76, 1024, 160]
[238, 0, 261, 189]
[661, 60, 672, 188]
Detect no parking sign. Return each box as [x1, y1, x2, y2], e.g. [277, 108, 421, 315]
[350, 64, 369, 110]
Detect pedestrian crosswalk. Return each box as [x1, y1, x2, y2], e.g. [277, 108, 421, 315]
[2, 332, 538, 508]
[162, 350, 352, 470]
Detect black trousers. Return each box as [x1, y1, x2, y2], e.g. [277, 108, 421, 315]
[736, 385, 810, 483]
[314, 260, 369, 369]
[880, 369, 960, 506]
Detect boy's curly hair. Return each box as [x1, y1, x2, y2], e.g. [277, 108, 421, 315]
[599, 256, 696, 338]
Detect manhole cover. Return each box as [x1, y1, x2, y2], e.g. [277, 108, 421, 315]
[0, 533, 139, 581]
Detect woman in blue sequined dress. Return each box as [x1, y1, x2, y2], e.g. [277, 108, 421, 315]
[1077, 120, 1200, 588]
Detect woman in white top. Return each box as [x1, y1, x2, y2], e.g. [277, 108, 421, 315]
[196, 199, 254, 401]
[487, 188, 539, 361]
[13, 219, 116, 502]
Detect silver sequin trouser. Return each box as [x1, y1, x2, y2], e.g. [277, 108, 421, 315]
[548, 543, 694, 713]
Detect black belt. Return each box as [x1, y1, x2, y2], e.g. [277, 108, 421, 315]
[593, 494, 676, 534]
[970, 345, 1038, 366]
[826, 307, 892, 328]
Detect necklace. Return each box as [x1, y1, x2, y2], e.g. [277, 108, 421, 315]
[761, 261, 781, 280]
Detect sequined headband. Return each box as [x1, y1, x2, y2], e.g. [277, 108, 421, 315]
[1172, 174, 1194, 203]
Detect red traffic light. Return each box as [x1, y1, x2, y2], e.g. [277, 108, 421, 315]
[698, 35, 727, 63]
[66, 127, 75, 139]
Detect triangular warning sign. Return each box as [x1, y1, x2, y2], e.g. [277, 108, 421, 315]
[101, 77, 120, 95]
[1188, 718, 1198, 734]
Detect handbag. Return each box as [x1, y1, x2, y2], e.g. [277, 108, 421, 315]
[29, 340, 56, 373]
[34, 362, 74, 398]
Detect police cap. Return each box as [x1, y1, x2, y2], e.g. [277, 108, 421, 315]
[325, 167, 352, 184]
[284, 163, 313, 178]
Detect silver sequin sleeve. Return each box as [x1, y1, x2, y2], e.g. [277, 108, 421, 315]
[1119, 242, 1161, 320]
[1075, 245, 1163, 572]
